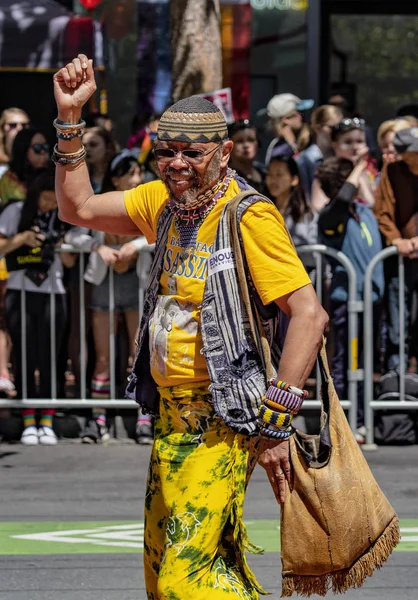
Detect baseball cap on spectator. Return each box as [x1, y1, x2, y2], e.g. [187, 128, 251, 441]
[266, 94, 314, 119]
[393, 127, 418, 154]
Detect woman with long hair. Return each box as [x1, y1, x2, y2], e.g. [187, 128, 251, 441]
[0, 108, 30, 178]
[0, 125, 49, 393]
[82, 126, 117, 193]
[296, 104, 343, 200]
[311, 118, 377, 213]
[266, 155, 317, 247]
[0, 127, 49, 206]
[0, 170, 73, 445]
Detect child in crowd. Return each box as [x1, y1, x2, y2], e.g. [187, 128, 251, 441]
[316, 153, 384, 442]
[66, 150, 154, 444]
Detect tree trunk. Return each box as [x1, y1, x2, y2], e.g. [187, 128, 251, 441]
[170, 0, 223, 102]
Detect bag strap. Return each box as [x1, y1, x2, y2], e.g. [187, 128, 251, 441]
[226, 191, 275, 380]
[226, 191, 331, 429]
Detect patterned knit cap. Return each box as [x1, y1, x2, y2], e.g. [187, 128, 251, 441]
[157, 97, 228, 144]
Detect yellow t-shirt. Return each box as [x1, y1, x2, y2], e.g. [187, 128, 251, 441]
[124, 179, 311, 387]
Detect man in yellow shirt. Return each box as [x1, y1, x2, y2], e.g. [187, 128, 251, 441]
[53, 54, 327, 599]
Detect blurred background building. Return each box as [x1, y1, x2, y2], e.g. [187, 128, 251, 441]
[0, 0, 417, 144]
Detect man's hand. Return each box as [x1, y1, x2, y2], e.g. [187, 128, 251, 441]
[53, 54, 97, 122]
[258, 438, 293, 504]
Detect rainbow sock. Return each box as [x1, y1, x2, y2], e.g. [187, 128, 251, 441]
[137, 411, 152, 426]
[92, 407, 106, 427]
[23, 413, 36, 428]
[91, 377, 110, 400]
[39, 413, 53, 428]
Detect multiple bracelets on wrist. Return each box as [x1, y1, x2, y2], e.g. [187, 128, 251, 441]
[51, 143, 87, 166]
[51, 118, 87, 167]
[53, 118, 86, 141]
[258, 379, 308, 440]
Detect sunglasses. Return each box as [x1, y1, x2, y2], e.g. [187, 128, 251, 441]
[153, 143, 221, 165]
[333, 118, 365, 134]
[31, 143, 50, 155]
[4, 122, 30, 130]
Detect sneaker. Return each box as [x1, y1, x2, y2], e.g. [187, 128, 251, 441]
[38, 426, 58, 446]
[81, 419, 110, 444]
[135, 421, 153, 445]
[21, 426, 39, 446]
[355, 426, 367, 445]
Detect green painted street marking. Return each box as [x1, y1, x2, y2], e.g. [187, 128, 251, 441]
[0, 519, 417, 555]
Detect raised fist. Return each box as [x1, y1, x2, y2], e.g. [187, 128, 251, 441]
[53, 54, 97, 122]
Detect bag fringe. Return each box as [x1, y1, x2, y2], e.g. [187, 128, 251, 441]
[281, 516, 401, 597]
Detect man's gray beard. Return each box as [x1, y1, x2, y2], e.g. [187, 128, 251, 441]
[160, 151, 222, 207]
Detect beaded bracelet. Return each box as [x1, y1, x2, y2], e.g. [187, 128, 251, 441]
[262, 422, 294, 438]
[259, 425, 292, 440]
[51, 144, 86, 166]
[259, 405, 293, 428]
[53, 118, 86, 141]
[270, 378, 308, 400]
[56, 128, 84, 141]
[265, 385, 304, 412]
[263, 397, 298, 415]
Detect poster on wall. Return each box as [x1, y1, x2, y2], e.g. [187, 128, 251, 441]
[195, 88, 235, 124]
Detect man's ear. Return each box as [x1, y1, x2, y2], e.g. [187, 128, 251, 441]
[221, 140, 234, 168]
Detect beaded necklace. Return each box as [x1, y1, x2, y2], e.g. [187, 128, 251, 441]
[169, 168, 234, 259]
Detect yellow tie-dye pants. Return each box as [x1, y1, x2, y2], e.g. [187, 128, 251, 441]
[144, 384, 265, 600]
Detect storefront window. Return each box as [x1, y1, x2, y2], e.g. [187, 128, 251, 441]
[250, 0, 309, 119]
[330, 14, 418, 133]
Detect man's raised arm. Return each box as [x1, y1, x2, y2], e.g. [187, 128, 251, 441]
[53, 54, 140, 235]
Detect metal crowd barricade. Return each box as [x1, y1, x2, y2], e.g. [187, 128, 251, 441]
[364, 247, 418, 447]
[0, 243, 154, 409]
[297, 245, 359, 431]
[0, 242, 359, 433]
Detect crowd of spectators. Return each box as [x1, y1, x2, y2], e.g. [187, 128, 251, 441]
[0, 91, 418, 446]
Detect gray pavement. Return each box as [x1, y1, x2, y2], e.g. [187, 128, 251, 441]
[1, 443, 417, 600]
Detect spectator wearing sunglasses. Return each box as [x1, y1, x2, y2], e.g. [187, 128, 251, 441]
[228, 120, 267, 195]
[0, 108, 30, 179]
[0, 127, 50, 207]
[311, 118, 377, 213]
